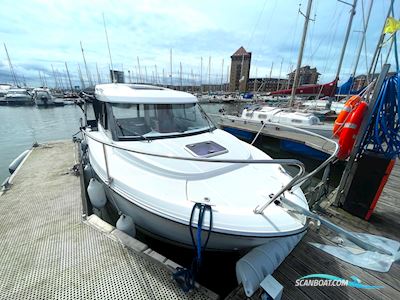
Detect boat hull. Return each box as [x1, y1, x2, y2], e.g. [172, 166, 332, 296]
[98, 176, 307, 251]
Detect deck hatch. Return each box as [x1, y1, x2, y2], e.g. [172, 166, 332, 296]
[185, 141, 228, 157]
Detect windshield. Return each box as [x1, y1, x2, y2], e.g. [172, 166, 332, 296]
[110, 103, 215, 140]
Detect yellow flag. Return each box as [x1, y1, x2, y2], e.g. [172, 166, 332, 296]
[384, 17, 400, 34]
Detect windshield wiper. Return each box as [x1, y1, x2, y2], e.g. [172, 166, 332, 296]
[198, 105, 215, 133]
[116, 120, 150, 142]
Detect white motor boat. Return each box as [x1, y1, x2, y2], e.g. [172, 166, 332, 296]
[0, 84, 11, 98]
[241, 105, 333, 138]
[83, 84, 310, 251]
[3, 88, 33, 105]
[33, 88, 55, 106]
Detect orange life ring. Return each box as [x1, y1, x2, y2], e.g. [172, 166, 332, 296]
[333, 95, 361, 137]
[337, 101, 368, 160]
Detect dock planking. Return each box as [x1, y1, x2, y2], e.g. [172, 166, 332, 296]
[0, 141, 216, 300]
[226, 161, 400, 300]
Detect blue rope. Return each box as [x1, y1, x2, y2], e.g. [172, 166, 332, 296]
[361, 74, 400, 158]
[173, 203, 213, 292]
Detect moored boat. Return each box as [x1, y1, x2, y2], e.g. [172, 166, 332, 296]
[2, 88, 33, 105]
[82, 83, 310, 251]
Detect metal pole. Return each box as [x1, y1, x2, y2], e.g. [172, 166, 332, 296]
[80, 41, 93, 86]
[368, 0, 394, 78]
[277, 58, 283, 91]
[351, 0, 372, 77]
[200, 57, 203, 93]
[65, 62, 74, 91]
[180, 62, 183, 89]
[137, 57, 142, 83]
[336, 0, 358, 79]
[4, 43, 19, 86]
[220, 59, 224, 92]
[96, 63, 102, 84]
[289, 0, 313, 107]
[51, 64, 58, 89]
[208, 56, 211, 92]
[77, 64, 85, 89]
[335, 64, 390, 206]
[170, 49, 173, 87]
[102, 13, 115, 83]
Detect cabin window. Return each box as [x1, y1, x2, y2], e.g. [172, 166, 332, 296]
[109, 103, 215, 140]
[258, 114, 267, 119]
[291, 119, 302, 124]
[245, 112, 253, 117]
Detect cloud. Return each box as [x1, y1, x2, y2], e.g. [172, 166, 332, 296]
[0, 0, 397, 87]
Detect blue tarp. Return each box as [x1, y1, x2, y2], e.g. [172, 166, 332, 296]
[336, 76, 355, 95]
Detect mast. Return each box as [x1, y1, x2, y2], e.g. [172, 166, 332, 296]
[80, 41, 93, 86]
[4, 43, 18, 86]
[65, 62, 74, 91]
[351, 0, 372, 77]
[144, 65, 148, 83]
[51, 64, 58, 89]
[102, 13, 115, 83]
[220, 59, 224, 92]
[170, 49, 173, 87]
[38, 71, 44, 87]
[368, 0, 394, 78]
[208, 56, 211, 92]
[137, 57, 142, 83]
[77, 64, 85, 89]
[254, 68, 258, 93]
[155, 65, 158, 85]
[277, 58, 283, 91]
[96, 63, 102, 84]
[179, 62, 183, 89]
[289, 0, 313, 106]
[226, 65, 230, 92]
[128, 70, 132, 83]
[200, 57, 203, 93]
[335, 0, 358, 79]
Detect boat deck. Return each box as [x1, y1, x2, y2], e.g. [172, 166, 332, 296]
[226, 161, 400, 299]
[0, 141, 216, 300]
[214, 114, 336, 155]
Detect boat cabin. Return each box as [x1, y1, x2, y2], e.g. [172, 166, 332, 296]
[91, 84, 215, 141]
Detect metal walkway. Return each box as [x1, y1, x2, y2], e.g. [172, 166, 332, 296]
[0, 141, 215, 299]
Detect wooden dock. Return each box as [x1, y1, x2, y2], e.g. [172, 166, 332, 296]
[0, 141, 217, 300]
[226, 161, 400, 300]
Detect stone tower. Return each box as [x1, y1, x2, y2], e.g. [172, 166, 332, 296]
[229, 46, 251, 92]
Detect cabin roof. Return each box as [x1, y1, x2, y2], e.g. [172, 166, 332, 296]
[94, 84, 198, 104]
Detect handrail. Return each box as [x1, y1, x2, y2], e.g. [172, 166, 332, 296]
[82, 129, 306, 211]
[216, 115, 339, 214]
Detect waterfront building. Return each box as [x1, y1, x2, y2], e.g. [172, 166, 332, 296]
[229, 47, 251, 92]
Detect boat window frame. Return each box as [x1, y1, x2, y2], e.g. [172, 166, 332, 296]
[105, 102, 217, 142]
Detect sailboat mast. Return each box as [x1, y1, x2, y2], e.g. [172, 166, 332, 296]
[80, 41, 93, 86]
[137, 57, 142, 83]
[170, 49, 173, 87]
[65, 62, 74, 91]
[4, 43, 18, 86]
[102, 13, 115, 83]
[208, 56, 211, 92]
[200, 57, 203, 93]
[368, 0, 394, 78]
[51, 64, 58, 89]
[335, 0, 358, 79]
[289, 0, 313, 106]
[96, 63, 102, 84]
[351, 0, 373, 77]
[77, 64, 85, 89]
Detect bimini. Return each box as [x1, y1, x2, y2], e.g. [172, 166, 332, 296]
[81, 84, 311, 251]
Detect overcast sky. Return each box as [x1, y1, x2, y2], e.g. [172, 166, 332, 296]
[0, 0, 398, 88]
